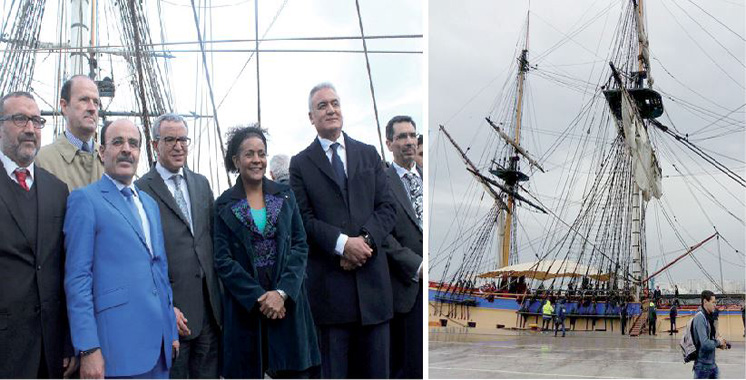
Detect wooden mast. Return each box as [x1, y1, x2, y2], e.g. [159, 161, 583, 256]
[500, 12, 530, 268]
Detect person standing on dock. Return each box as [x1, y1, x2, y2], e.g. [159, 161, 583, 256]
[648, 300, 657, 335]
[542, 299, 554, 331]
[554, 299, 567, 337]
[691, 290, 729, 379]
[669, 303, 678, 335]
[620, 301, 628, 335]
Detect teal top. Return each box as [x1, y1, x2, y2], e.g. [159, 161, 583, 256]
[250, 207, 267, 235]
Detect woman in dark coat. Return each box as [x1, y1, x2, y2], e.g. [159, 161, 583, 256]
[214, 125, 320, 378]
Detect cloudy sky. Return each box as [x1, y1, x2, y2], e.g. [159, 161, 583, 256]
[428, 0, 744, 290]
[15, 0, 422, 194]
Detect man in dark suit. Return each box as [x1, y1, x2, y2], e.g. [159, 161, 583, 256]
[0, 92, 77, 378]
[382, 115, 423, 379]
[65, 119, 178, 378]
[289, 82, 397, 379]
[136, 114, 222, 378]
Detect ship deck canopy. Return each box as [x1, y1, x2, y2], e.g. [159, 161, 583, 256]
[477, 259, 610, 281]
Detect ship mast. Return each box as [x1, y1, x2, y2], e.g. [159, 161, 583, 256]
[499, 12, 530, 268]
[631, 0, 649, 295]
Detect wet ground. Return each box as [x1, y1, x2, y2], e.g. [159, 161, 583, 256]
[429, 328, 746, 378]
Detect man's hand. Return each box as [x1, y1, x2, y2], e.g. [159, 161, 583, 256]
[258, 291, 286, 319]
[174, 307, 191, 336]
[343, 237, 372, 266]
[340, 257, 356, 271]
[62, 356, 79, 379]
[172, 340, 180, 359]
[80, 349, 105, 379]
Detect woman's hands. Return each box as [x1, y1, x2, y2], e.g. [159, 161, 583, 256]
[258, 291, 286, 319]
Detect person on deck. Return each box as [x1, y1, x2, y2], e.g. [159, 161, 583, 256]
[620, 301, 628, 335]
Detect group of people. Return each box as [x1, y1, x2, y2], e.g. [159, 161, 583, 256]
[0, 77, 423, 379]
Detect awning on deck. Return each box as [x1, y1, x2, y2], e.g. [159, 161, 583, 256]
[477, 259, 610, 281]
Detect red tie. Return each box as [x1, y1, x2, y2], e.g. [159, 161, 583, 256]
[14, 168, 30, 191]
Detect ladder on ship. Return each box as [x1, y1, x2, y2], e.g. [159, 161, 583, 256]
[629, 300, 652, 336]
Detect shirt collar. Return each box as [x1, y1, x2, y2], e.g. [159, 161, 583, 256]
[65, 129, 94, 152]
[392, 160, 419, 179]
[155, 161, 184, 183]
[104, 173, 137, 197]
[0, 148, 34, 180]
[317, 135, 346, 153]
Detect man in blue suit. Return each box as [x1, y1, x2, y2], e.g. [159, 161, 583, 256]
[64, 119, 178, 378]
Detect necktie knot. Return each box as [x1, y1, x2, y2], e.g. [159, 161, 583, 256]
[14, 168, 30, 191]
[171, 174, 183, 188]
[81, 141, 90, 152]
[121, 187, 134, 198]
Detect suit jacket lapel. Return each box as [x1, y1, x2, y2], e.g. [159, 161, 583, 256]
[144, 168, 192, 233]
[308, 139, 344, 192]
[387, 166, 422, 232]
[343, 133, 359, 181]
[35, 170, 55, 263]
[99, 178, 149, 251]
[0, 161, 32, 246]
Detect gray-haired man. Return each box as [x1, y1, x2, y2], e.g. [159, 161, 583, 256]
[269, 154, 290, 185]
[135, 113, 222, 378]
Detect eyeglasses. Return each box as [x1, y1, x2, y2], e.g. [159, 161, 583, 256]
[0, 114, 46, 129]
[160, 136, 191, 147]
[109, 137, 142, 149]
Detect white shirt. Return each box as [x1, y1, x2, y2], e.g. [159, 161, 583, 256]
[155, 162, 193, 231]
[0, 149, 34, 189]
[317, 135, 348, 255]
[105, 174, 153, 255]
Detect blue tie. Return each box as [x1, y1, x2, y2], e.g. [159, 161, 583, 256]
[330, 142, 347, 188]
[121, 187, 144, 236]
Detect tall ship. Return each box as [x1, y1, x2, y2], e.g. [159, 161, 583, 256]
[429, 0, 745, 339]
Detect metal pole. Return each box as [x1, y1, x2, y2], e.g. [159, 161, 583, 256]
[255, 0, 261, 126]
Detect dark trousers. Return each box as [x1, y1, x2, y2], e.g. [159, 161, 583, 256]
[318, 321, 390, 379]
[693, 364, 719, 379]
[648, 318, 656, 335]
[620, 316, 627, 335]
[670, 317, 677, 334]
[169, 299, 220, 379]
[390, 285, 423, 379]
[542, 317, 552, 330]
[554, 319, 566, 336]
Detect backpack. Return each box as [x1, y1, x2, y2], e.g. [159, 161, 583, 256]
[680, 312, 700, 363]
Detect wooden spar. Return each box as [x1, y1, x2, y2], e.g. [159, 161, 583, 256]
[640, 233, 718, 284]
[485, 117, 545, 173]
[438, 124, 508, 211]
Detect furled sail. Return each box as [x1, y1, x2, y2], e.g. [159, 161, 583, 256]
[620, 91, 663, 201]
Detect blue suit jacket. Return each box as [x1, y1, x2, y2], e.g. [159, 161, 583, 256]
[64, 176, 177, 377]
